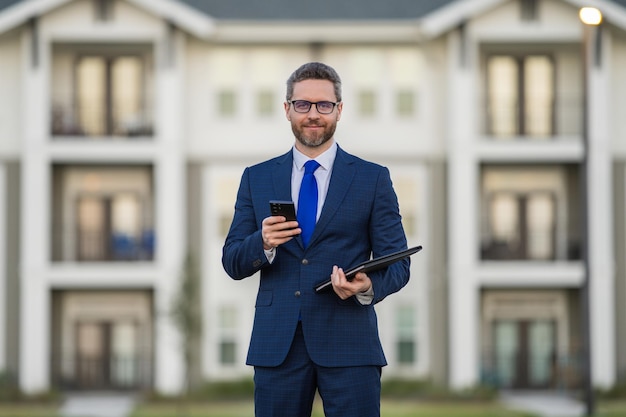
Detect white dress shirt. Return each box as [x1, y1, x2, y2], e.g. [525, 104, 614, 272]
[265, 141, 373, 304]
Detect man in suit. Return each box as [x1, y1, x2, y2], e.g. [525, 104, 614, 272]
[222, 62, 410, 417]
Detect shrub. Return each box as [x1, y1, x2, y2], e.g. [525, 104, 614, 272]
[381, 378, 497, 402]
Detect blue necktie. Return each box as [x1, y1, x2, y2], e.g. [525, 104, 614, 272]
[298, 160, 320, 248]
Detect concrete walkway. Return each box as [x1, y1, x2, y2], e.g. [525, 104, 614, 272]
[500, 390, 585, 417]
[59, 392, 137, 417]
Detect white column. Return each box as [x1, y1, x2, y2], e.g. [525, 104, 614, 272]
[0, 164, 6, 370]
[587, 29, 615, 389]
[447, 29, 480, 389]
[19, 24, 51, 393]
[153, 25, 186, 394]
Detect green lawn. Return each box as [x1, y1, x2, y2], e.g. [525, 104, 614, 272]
[0, 403, 62, 417]
[1, 399, 626, 417]
[129, 400, 539, 417]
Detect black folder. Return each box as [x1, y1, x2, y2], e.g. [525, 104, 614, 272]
[314, 245, 423, 294]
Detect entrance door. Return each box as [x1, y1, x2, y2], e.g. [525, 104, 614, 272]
[76, 321, 138, 389]
[494, 320, 556, 388]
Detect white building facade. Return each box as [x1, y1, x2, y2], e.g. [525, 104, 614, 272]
[0, 0, 624, 395]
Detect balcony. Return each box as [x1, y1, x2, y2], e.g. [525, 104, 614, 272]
[481, 351, 583, 390]
[481, 236, 581, 261]
[51, 353, 153, 390]
[51, 165, 155, 262]
[51, 42, 154, 140]
[484, 95, 582, 140]
[480, 165, 582, 262]
[482, 51, 583, 141]
[51, 103, 153, 138]
[53, 230, 155, 262]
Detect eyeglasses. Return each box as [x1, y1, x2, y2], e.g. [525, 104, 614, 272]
[288, 100, 339, 114]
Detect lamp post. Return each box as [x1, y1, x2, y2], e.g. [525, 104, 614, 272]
[578, 6, 602, 417]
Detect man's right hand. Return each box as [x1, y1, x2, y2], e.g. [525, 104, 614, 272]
[262, 216, 301, 250]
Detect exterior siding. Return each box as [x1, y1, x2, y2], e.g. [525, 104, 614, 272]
[0, 0, 624, 394]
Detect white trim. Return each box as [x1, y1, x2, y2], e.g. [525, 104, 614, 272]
[127, 0, 215, 39]
[0, 0, 69, 34]
[420, 0, 505, 39]
[420, 0, 626, 40]
[0, 165, 6, 370]
[4, 0, 626, 42]
[0, 0, 215, 39]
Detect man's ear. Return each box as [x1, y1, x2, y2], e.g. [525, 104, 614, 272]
[284, 101, 291, 120]
[336, 101, 343, 121]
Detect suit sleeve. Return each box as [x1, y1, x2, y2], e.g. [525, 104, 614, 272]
[368, 167, 411, 303]
[222, 167, 269, 280]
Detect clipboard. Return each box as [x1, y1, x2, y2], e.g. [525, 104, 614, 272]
[314, 245, 423, 294]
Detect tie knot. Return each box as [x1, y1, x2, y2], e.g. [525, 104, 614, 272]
[304, 160, 320, 175]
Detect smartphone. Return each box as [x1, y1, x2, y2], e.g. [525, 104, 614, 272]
[269, 200, 297, 221]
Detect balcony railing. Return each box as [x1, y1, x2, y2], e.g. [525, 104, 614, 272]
[51, 353, 153, 390]
[52, 230, 155, 262]
[51, 104, 154, 138]
[481, 352, 583, 390]
[481, 238, 581, 261]
[483, 95, 583, 138]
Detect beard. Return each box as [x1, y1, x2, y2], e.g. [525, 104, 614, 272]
[291, 119, 337, 149]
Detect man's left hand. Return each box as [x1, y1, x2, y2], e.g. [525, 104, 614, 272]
[330, 265, 372, 300]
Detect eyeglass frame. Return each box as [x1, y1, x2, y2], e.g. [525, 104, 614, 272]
[287, 100, 340, 114]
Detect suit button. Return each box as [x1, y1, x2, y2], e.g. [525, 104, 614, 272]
[301, 259, 309, 265]
[295, 291, 301, 297]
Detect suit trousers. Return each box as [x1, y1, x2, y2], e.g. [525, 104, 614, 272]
[253, 322, 382, 417]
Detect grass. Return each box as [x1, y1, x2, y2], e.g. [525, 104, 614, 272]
[129, 399, 539, 417]
[0, 403, 62, 417]
[1, 397, 626, 417]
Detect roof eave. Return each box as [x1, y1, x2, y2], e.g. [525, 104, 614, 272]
[0, 0, 216, 39]
[419, 0, 626, 39]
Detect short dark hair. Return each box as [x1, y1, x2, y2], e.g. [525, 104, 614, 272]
[286, 62, 342, 102]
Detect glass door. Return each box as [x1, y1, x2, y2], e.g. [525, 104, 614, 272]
[494, 320, 556, 388]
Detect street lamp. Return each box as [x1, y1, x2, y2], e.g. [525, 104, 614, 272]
[579, 6, 602, 417]
[580, 7, 603, 26]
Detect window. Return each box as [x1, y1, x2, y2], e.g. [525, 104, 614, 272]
[76, 55, 151, 137]
[486, 55, 554, 138]
[219, 307, 237, 365]
[392, 176, 419, 237]
[358, 90, 376, 116]
[482, 191, 556, 260]
[217, 176, 241, 238]
[218, 90, 236, 116]
[76, 321, 139, 388]
[396, 306, 416, 364]
[493, 320, 555, 388]
[257, 90, 275, 116]
[481, 165, 581, 261]
[51, 165, 155, 262]
[396, 90, 415, 117]
[50, 43, 154, 138]
[77, 192, 153, 261]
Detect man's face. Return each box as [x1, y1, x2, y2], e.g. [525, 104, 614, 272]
[285, 79, 343, 151]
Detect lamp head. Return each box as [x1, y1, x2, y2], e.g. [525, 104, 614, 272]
[579, 7, 602, 25]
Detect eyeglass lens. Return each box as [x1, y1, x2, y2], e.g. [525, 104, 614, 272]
[292, 100, 335, 114]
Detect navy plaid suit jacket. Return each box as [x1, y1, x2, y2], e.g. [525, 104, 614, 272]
[222, 145, 410, 368]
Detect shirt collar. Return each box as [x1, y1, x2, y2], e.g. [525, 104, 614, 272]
[293, 141, 337, 172]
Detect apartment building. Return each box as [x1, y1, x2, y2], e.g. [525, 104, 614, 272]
[0, 0, 625, 395]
